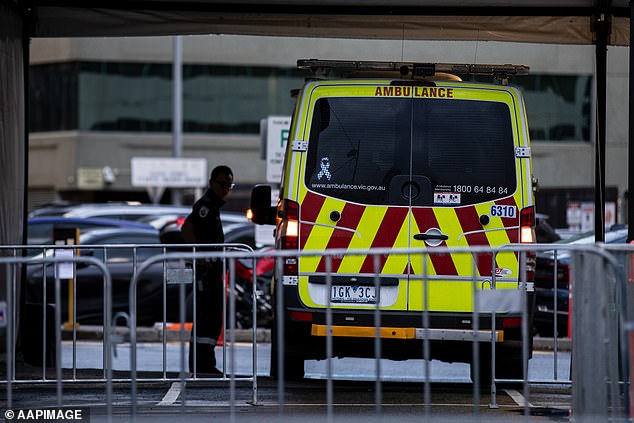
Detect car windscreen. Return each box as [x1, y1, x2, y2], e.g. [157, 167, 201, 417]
[305, 96, 516, 206]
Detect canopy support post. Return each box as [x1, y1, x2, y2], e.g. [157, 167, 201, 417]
[627, 1, 634, 243]
[594, 5, 610, 242]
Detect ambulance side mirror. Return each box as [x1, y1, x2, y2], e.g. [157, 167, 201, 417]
[250, 184, 276, 225]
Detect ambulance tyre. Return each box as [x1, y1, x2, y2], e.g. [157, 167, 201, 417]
[270, 353, 304, 381]
[497, 345, 526, 382]
[471, 347, 524, 386]
[270, 325, 305, 381]
[471, 352, 492, 387]
[496, 356, 524, 381]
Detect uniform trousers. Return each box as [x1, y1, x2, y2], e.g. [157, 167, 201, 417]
[189, 265, 224, 373]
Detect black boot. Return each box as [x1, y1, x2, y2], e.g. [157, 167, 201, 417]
[189, 341, 221, 375]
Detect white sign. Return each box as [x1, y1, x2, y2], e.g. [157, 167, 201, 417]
[581, 202, 594, 232]
[131, 157, 208, 188]
[55, 248, 75, 279]
[77, 167, 104, 189]
[265, 116, 291, 183]
[567, 201, 617, 232]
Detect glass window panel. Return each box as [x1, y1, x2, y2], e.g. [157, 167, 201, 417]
[466, 74, 592, 142]
[517, 75, 592, 141]
[80, 64, 172, 132]
[412, 99, 516, 205]
[29, 63, 78, 132]
[29, 62, 591, 143]
[305, 96, 515, 206]
[305, 97, 411, 205]
[77, 63, 304, 133]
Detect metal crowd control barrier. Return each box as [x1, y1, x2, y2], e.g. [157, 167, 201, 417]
[267, 243, 634, 422]
[0, 253, 114, 417]
[0, 242, 261, 421]
[0, 243, 257, 379]
[600, 243, 634, 421]
[267, 245, 535, 421]
[127, 244, 258, 417]
[2, 241, 634, 421]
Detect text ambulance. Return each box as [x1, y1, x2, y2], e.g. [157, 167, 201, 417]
[251, 59, 536, 383]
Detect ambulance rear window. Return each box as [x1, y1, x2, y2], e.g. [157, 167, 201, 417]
[305, 96, 516, 206]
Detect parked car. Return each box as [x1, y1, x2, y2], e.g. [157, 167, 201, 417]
[28, 201, 157, 218]
[140, 211, 248, 231]
[28, 216, 154, 245]
[25, 217, 155, 258]
[31, 201, 248, 227]
[61, 204, 192, 221]
[26, 228, 173, 326]
[26, 226, 270, 327]
[534, 227, 629, 337]
[157, 216, 255, 248]
[28, 201, 84, 218]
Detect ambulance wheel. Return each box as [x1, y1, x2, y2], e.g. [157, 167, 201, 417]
[470, 347, 524, 386]
[471, 352, 493, 387]
[270, 353, 304, 381]
[496, 356, 524, 381]
[270, 325, 305, 380]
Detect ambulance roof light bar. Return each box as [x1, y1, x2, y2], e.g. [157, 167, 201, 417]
[297, 59, 529, 84]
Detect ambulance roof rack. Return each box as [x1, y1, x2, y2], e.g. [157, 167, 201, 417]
[297, 59, 529, 84]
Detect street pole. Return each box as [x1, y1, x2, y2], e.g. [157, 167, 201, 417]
[172, 35, 183, 206]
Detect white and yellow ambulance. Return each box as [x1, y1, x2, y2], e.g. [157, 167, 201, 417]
[251, 59, 536, 382]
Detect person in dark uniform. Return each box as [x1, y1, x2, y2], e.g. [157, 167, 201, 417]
[181, 165, 234, 375]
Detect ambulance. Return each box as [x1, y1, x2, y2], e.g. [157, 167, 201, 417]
[250, 59, 536, 382]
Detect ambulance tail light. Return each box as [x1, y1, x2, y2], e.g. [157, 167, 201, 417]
[519, 205, 536, 282]
[502, 317, 522, 328]
[281, 199, 299, 276]
[520, 206, 536, 244]
[290, 311, 313, 322]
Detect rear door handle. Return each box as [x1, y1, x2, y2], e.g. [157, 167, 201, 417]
[413, 233, 448, 241]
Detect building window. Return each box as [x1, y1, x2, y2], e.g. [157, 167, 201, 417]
[515, 74, 592, 142]
[465, 74, 592, 142]
[79, 62, 173, 132]
[30, 62, 592, 142]
[30, 62, 306, 134]
[29, 62, 79, 132]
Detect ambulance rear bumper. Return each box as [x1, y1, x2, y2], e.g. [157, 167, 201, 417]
[310, 324, 504, 342]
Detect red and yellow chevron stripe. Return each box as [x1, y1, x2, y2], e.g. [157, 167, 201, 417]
[297, 191, 521, 279]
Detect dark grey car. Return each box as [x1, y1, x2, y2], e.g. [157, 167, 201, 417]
[25, 227, 182, 326]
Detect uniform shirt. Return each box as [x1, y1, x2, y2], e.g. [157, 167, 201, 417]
[185, 188, 225, 245]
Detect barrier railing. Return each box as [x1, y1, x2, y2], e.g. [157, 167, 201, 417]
[2, 241, 633, 421]
[0, 242, 256, 381]
[264, 244, 534, 420]
[0, 254, 114, 416]
[127, 244, 258, 416]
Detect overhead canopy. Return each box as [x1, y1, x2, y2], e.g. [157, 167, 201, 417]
[20, 1, 630, 45]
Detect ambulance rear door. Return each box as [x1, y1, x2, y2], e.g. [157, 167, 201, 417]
[407, 85, 524, 313]
[297, 82, 414, 312]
